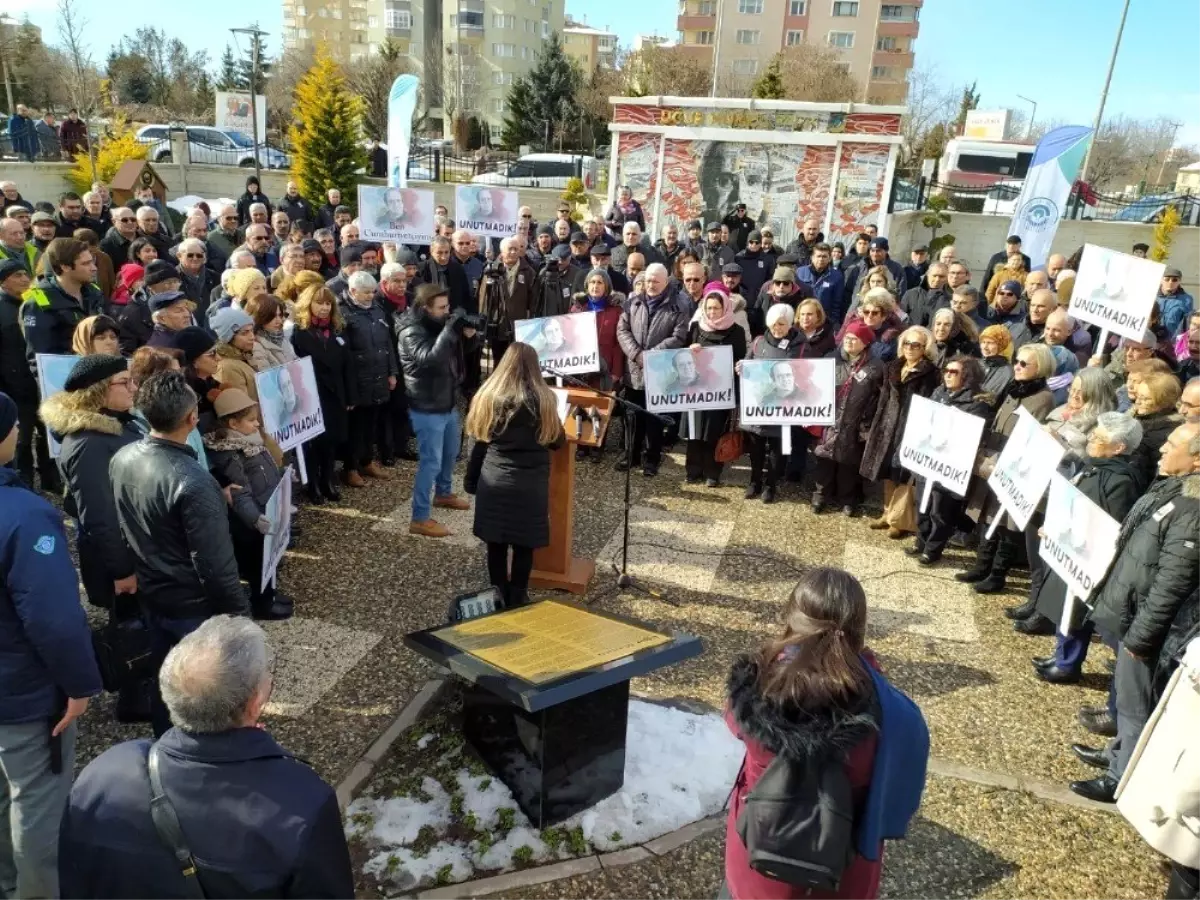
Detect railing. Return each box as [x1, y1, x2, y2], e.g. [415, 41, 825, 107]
[891, 177, 1200, 225]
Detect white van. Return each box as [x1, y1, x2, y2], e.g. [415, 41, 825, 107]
[471, 153, 599, 190]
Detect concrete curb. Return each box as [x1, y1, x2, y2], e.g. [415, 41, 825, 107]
[928, 756, 1118, 815]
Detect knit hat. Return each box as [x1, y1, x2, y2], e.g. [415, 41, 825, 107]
[118, 263, 145, 292]
[843, 321, 875, 346]
[213, 387, 256, 418]
[766, 303, 794, 329]
[172, 326, 216, 364]
[747, 230, 762, 243]
[978, 324, 1013, 361]
[226, 267, 265, 301]
[773, 266, 796, 285]
[63, 353, 127, 392]
[394, 247, 417, 266]
[148, 290, 188, 313]
[0, 258, 25, 283]
[869, 237, 889, 251]
[569, 231, 588, 244]
[536, 223, 554, 237]
[0, 392, 16, 444]
[702, 280, 729, 301]
[210, 306, 254, 343]
[551, 244, 571, 260]
[144, 259, 179, 288]
[998, 279, 1022, 296]
[586, 268, 611, 291]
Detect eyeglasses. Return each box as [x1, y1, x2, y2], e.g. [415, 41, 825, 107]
[117, 217, 135, 223]
[944, 368, 962, 376]
[683, 277, 703, 283]
[1164, 276, 1181, 282]
[862, 308, 884, 317]
[183, 252, 205, 259]
[997, 290, 1015, 296]
[772, 280, 791, 286]
[520, 213, 532, 218]
[902, 340, 924, 348]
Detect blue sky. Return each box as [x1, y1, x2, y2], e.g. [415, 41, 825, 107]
[10, 0, 1199, 146]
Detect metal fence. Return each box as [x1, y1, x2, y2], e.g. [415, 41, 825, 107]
[891, 177, 1200, 225]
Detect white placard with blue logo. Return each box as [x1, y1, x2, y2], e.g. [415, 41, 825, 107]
[1007, 125, 1093, 271]
[1068, 244, 1165, 343]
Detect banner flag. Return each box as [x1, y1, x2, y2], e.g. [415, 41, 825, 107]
[387, 74, 420, 188]
[1007, 125, 1093, 270]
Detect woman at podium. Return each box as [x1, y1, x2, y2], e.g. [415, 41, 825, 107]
[464, 343, 565, 608]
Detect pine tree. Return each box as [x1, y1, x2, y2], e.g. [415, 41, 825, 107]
[235, 32, 271, 94]
[194, 71, 215, 117]
[499, 33, 579, 151]
[953, 81, 981, 133]
[217, 45, 239, 91]
[751, 56, 785, 99]
[289, 49, 367, 205]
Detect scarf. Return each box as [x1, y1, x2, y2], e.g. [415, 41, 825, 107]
[699, 291, 736, 332]
[618, 198, 637, 216]
[310, 314, 331, 339]
[203, 427, 266, 457]
[586, 295, 609, 312]
[1005, 376, 1048, 400]
[645, 291, 669, 316]
[381, 287, 407, 312]
[259, 328, 287, 348]
[1025, 318, 1046, 340]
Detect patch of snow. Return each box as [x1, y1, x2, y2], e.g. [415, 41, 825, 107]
[348, 699, 742, 891]
[416, 733, 435, 750]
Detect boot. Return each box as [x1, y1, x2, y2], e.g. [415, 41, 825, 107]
[409, 519, 451, 538]
[973, 529, 1019, 594]
[343, 469, 366, 488]
[306, 483, 325, 505]
[870, 480, 895, 529]
[1004, 595, 1038, 620]
[363, 460, 390, 479]
[956, 535, 997, 583]
[253, 600, 294, 621]
[322, 471, 343, 501]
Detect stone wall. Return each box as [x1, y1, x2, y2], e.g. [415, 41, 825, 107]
[0, 161, 584, 224]
[887, 210, 1200, 296]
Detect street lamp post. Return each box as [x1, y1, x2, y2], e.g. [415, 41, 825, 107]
[1077, 0, 1131, 188]
[1015, 94, 1037, 140]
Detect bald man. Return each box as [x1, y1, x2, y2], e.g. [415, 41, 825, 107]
[1010, 288, 1057, 350]
[785, 218, 822, 267]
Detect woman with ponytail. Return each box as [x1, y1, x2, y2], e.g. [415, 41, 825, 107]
[723, 568, 929, 900]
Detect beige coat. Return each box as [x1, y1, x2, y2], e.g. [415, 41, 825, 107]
[249, 334, 297, 372]
[1116, 647, 1200, 867]
[215, 343, 284, 466]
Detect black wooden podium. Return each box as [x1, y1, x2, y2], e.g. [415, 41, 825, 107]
[404, 600, 702, 828]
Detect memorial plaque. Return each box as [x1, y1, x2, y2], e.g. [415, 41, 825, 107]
[437, 602, 670, 684]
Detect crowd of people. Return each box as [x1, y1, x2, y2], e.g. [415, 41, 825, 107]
[0, 169, 1197, 898]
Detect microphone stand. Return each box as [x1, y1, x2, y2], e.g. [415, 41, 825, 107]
[541, 365, 679, 606]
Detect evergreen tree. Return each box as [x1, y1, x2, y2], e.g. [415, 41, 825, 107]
[195, 71, 215, 117]
[289, 49, 367, 205]
[499, 33, 578, 151]
[953, 81, 980, 133]
[751, 55, 785, 99]
[217, 45, 239, 91]
[235, 32, 271, 94]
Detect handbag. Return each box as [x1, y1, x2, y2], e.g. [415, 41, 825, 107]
[715, 428, 745, 463]
[91, 614, 156, 693]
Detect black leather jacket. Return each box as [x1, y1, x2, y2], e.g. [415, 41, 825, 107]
[397, 308, 475, 414]
[111, 436, 247, 619]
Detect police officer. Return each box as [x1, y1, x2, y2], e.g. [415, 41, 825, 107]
[18, 238, 102, 373]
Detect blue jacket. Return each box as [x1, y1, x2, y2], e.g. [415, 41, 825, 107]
[855, 666, 929, 859]
[60, 726, 354, 898]
[0, 467, 102, 722]
[1157, 289, 1194, 337]
[797, 264, 846, 324]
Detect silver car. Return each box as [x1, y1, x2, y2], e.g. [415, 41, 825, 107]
[136, 125, 289, 169]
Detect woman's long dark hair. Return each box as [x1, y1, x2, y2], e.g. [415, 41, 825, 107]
[756, 567, 871, 711]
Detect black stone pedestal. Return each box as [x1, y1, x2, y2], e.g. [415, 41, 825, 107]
[464, 680, 629, 829]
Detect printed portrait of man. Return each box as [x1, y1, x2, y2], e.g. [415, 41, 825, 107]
[698, 143, 771, 229]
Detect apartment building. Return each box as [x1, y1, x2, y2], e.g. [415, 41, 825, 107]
[676, 0, 919, 103]
[283, 0, 564, 138]
[563, 18, 619, 71]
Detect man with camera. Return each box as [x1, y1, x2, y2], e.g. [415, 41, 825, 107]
[481, 237, 536, 368]
[397, 283, 481, 538]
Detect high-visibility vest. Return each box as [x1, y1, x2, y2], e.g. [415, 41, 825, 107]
[0, 241, 36, 273]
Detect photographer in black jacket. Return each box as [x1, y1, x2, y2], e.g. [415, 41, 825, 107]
[397, 283, 480, 538]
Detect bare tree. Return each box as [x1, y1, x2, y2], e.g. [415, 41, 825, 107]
[434, 41, 481, 142]
[771, 46, 860, 103]
[264, 44, 315, 136]
[625, 44, 711, 97]
[347, 40, 411, 142]
[55, 0, 101, 116]
[897, 64, 959, 171]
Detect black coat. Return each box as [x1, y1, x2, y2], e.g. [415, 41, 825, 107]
[60, 726, 354, 899]
[339, 299, 396, 407]
[18, 274, 100, 374]
[740, 327, 805, 439]
[1090, 474, 1200, 659]
[859, 357, 939, 482]
[465, 404, 563, 547]
[734, 249, 775, 302]
[204, 437, 283, 530]
[397, 308, 471, 414]
[814, 349, 885, 466]
[419, 258, 475, 314]
[1132, 410, 1182, 485]
[39, 402, 144, 608]
[900, 285, 951, 329]
[99, 227, 133, 271]
[1034, 454, 1148, 625]
[0, 290, 38, 405]
[533, 265, 577, 318]
[277, 194, 315, 224]
[117, 291, 154, 354]
[291, 325, 352, 442]
[236, 189, 272, 226]
[679, 322, 746, 443]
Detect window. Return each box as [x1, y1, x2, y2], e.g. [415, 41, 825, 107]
[458, 10, 483, 26]
[880, 4, 907, 19]
[367, 15, 378, 27]
[521, 45, 529, 58]
[330, 6, 342, 17]
[696, 0, 715, 13]
[737, 0, 763, 12]
[876, 36, 897, 50]
[871, 66, 891, 78]
[542, 21, 550, 37]
[490, 98, 505, 113]
[831, 1, 859, 15]
[694, 30, 714, 44]
[735, 29, 760, 44]
[788, 0, 806, 13]
[732, 58, 759, 74]
[525, 18, 534, 32]
[492, 71, 514, 85]
[827, 31, 854, 48]
[294, 5, 306, 14]
[298, 27, 309, 38]
[316, 6, 327, 15]
[786, 29, 804, 45]
[386, 8, 411, 29]
[492, 42, 515, 57]
[492, 13, 514, 28]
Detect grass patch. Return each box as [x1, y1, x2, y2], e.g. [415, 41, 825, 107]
[496, 807, 516, 835]
[512, 845, 535, 867]
[566, 825, 588, 856]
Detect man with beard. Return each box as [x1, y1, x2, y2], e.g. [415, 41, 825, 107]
[701, 221, 735, 281]
[784, 218, 822, 268]
[54, 192, 85, 239]
[654, 224, 684, 275]
[900, 262, 951, 328]
[683, 219, 705, 254]
[527, 224, 554, 270]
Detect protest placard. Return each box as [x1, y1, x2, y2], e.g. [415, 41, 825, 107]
[739, 358, 835, 455]
[1068, 243, 1164, 343]
[514, 312, 599, 376]
[985, 406, 1066, 534]
[454, 185, 518, 238]
[255, 357, 325, 453]
[34, 353, 80, 458]
[359, 185, 438, 244]
[645, 345, 735, 413]
[260, 467, 293, 593]
[1039, 472, 1121, 633]
[898, 394, 987, 511]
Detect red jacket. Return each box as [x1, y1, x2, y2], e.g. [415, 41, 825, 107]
[570, 296, 623, 385]
[723, 653, 883, 900]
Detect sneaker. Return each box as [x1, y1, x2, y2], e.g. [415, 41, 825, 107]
[705, 478, 720, 488]
[433, 493, 470, 511]
[762, 486, 777, 504]
[409, 519, 451, 538]
[744, 482, 762, 500]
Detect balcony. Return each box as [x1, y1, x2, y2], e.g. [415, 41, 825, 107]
[677, 42, 715, 59]
[867, 81, 908, 105]
[678, 13, 717, 31]
[877, 19, 919, 37]
[873, 49, 913, 68]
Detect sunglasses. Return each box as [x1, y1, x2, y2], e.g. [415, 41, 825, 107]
[998, 290, 1015, 296]
[862, 308, 884, 316]
[521, 213, 532, 218]
[902, 340, 924, 348]
[1014, 358, 1031, 369]
[772, 280, 791, 286]
[183, 252, 205, 259]
[117, 217, 135, 223]
[944, 368, 962, 376]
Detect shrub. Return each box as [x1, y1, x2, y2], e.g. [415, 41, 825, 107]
[68, 117, 147, 196]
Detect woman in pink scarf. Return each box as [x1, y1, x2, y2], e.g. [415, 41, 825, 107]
[679, 282, 747, 486]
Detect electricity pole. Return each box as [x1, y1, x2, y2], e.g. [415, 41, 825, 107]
[1077, 0, 1130, 188]
[1155, 121, 1181, 186]
[231, 24, 267, 186]
[709, 1, 724, 99]
[0, 14, 16, 115]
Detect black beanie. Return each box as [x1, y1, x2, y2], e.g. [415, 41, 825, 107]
[172, 326, 217, 364]
[0, 391, 16, 444]
[63, 354, 127, 392]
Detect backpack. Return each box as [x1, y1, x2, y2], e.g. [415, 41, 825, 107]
[735, 749, 855, 890]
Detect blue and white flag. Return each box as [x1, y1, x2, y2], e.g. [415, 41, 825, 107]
[387, 74, 420, 188]
[1007, 125, 1093, 270]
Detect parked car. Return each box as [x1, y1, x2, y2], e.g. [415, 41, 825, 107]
[1111, 193, 1200, 225]
[471, 153, 599, 190]
[136, 125, 289, 170]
